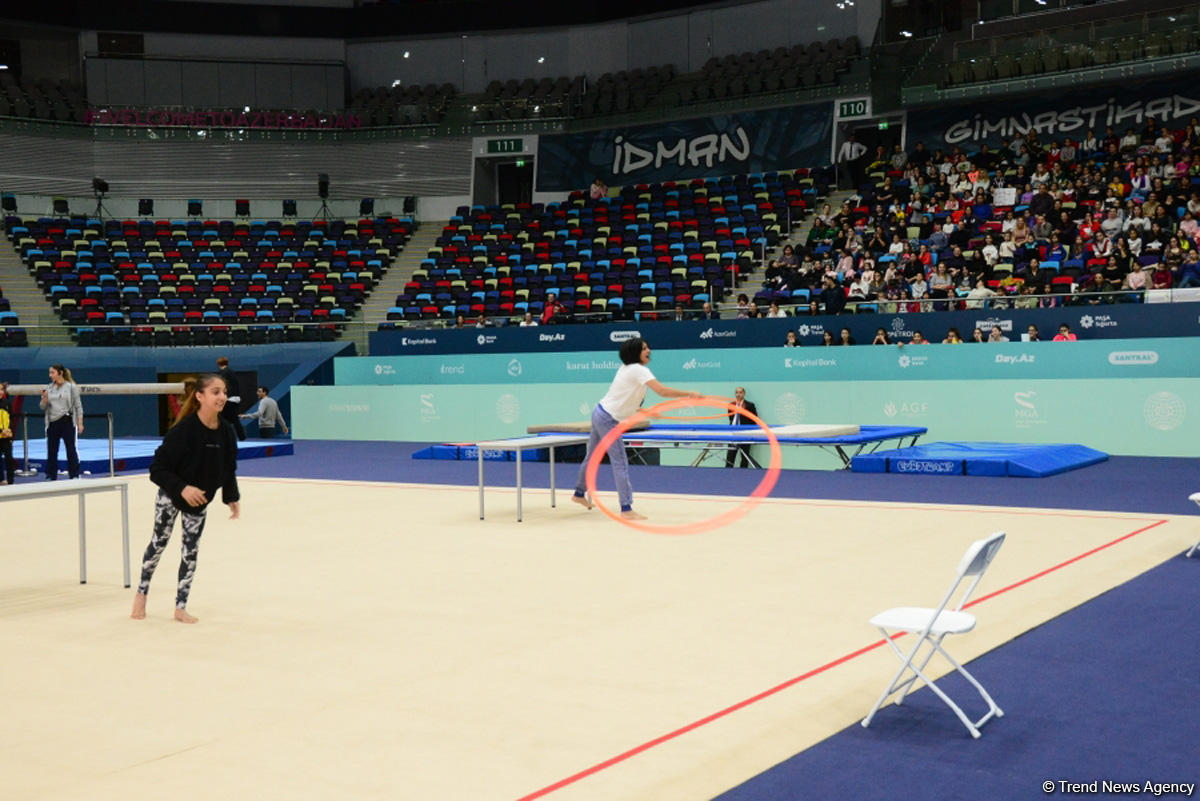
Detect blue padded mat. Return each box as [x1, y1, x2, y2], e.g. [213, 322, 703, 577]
[18, 437, 293, 475]
[850, 442, 1108, 477]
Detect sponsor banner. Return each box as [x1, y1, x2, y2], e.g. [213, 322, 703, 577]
[86, 108, 364, 130]
[340, 337, 1196, 386]
[370, 302, 1200, 356]
[535, 103, 833, 192]
[909, 72, 1200, 152]
[293, 377, 1200, 457]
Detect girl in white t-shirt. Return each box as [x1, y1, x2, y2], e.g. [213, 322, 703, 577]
[573, 338, 700, 519]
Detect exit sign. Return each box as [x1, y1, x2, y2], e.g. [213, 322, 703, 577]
[487, 138, 524, 154]
[836, 97, 872, 121]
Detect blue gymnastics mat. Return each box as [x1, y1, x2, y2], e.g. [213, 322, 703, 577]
[17, 437, 293, 475]
[849, 442, 1108, 477]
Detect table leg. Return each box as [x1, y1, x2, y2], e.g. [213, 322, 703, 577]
[516, 448, 523, 522]
[78, 493, 87, 584]
[121, 484, 131, 588]
[549, 445, 557, 507]
[478, 448, 485, 520]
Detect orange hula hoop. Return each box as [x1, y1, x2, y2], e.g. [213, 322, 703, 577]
[584, 396, 782, 535]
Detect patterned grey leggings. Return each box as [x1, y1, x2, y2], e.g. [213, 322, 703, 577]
[138, 489, 208, 609]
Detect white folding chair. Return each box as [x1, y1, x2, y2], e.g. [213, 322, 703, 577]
[861, 531, 1006, 739]
[1187, 493, 1200, 558]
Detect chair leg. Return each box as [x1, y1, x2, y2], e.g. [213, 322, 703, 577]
[863, 629, 1002, 738]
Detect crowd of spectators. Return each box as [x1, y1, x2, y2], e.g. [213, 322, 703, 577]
[754, 118, 1200, 314]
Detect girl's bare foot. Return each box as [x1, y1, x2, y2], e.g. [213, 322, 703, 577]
[130, 592, 147, 620]
[570, 494, 593, 510]
[174, 608, 199, 624]
[620, 509, 648, 520]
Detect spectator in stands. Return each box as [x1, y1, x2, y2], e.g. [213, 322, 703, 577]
[1175, 251, 1200, 287]
[699, 302, 720, 320]
[570, 337, 700, 521]
[970, 327, 986, 343]
[839, 327, 855, 346]
[239, 386, 288, 439]
[519, 312, 538, 327]
[783, 330, 799, 347]
[907, 331, 928, 345]
[817, 275, 846, 315]
[988, 325, 1010, 342]
[455, 314, 467, 328]
[965, 278, 997, 309]
[132, 373, 240, 624]
[766, 302, 786, 319]
[1053, 323, 1077, 341]
[821, 331, 836, 346]
[541, 292, 567, 325]
[589, 177, 608, 201]
[942, 327, 964, 344]
[215, 357, 246, 441]
[1025, 324, 1040, 342]
[735, 293, 751, 319]
[40, 364, 83, 480]
[672, 303, 687, 321]
[871, 328, 891, 345]
[0, 382, 14, 485]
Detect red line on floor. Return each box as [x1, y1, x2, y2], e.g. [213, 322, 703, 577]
[514, 518, 1171, 801]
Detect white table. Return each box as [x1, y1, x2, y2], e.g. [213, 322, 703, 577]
[0, 477, 132, 586]
[475, 434, 591, 521]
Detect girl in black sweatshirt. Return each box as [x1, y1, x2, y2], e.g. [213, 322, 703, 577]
[131, 374, 240, 623]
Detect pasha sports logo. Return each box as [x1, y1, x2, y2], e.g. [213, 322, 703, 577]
[506, 358, 523, 377]
[538, 333, 566, 343]
[995, 354, 1035, 365]
[883, 400, 928, 418]
[373, 363, 396, 376]
[894, 459, 958, 474]
[610, 330, 641, 342]
[1080, 314, 1118, 330]
[1014, 391, 1045, 428]
[1108, 350, 1159, 365]
[699, 327, 737, 340]
[476, 333, 498, 346]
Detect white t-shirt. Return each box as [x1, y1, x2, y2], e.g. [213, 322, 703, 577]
[599, 363, 655, 421]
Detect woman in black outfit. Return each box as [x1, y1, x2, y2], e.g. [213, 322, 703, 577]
[131, 374, 240, 624]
